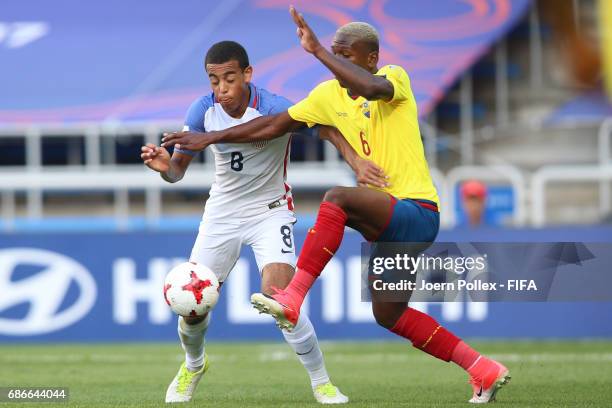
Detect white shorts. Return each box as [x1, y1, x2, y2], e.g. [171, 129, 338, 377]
[189, 209, 297, 282]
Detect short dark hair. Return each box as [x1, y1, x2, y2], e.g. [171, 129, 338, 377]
[205, 41, 250, 70]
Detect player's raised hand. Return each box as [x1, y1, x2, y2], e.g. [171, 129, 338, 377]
[290, 5, 323, 55]
[141, 143, 170, 173]
[353, 157, 390, 189]
[161, 131, 208, 151]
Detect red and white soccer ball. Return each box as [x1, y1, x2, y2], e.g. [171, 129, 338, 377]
[163, 262, 220, 317]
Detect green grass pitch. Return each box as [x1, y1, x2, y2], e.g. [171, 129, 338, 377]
[1, 341, 611, 407]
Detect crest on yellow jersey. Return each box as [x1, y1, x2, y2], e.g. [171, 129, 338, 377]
[361, 101, 370, 118]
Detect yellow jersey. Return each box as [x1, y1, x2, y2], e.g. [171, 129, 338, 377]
[287, 64, 439, 205]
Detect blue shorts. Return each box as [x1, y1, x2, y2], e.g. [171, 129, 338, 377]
[376, 196, 440, 243]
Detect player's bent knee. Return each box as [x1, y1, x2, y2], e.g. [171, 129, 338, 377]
[372, 303, 405, 329]
[373, 313, 397, 329]
[323, 187, 349, 208]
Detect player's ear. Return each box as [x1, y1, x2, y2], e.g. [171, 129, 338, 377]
[367, 50, 379, 70]
[243, 65, 253, 82]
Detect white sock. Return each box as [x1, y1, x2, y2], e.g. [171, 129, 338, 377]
[281, 313, 330, 388]
[177, 313, 210, 372]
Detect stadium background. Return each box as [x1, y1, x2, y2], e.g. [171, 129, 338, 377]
[1, 0, 612, 366]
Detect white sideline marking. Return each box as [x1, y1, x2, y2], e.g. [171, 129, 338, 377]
[262, 351, 612, 364]
[1, 352, 612, 364]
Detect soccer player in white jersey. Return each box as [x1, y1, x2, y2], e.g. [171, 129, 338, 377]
[141, 41, 382, 404]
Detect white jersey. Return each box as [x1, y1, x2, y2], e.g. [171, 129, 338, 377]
[177, 84, 310, 221]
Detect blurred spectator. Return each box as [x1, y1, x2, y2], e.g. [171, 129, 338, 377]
[460, 180, 488, 227]
[541, 0, 602, 89]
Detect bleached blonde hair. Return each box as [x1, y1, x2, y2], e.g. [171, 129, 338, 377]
[336, 22, 379, 50]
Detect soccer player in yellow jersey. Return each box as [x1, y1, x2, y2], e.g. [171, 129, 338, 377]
[163, 6, 510, 403]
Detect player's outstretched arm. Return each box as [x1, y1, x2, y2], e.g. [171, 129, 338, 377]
[140, 143, 193, 183]
[161, 112, 301, 151]
[318, 126, 388, 188]
[289, 6, 393, 101]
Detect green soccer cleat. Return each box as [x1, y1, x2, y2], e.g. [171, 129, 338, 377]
[165, 355, 209, 403]
[313, 382, 349, 404]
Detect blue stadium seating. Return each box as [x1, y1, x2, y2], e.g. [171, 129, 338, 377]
[544, 90, 612, 127]
[0, 0, 531, 126]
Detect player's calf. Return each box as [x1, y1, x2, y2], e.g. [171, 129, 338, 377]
[261, 262, 294, 295]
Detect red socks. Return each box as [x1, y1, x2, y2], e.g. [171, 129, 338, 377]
[282, 270, 316, 305]
[390, 307, 461, 362]
[297, 201, 348, 277]
[284, 201, 348, 305]
[390, 308, 490, 376]
[453, 342, 503, 381]
[451, 340, 481, 372]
